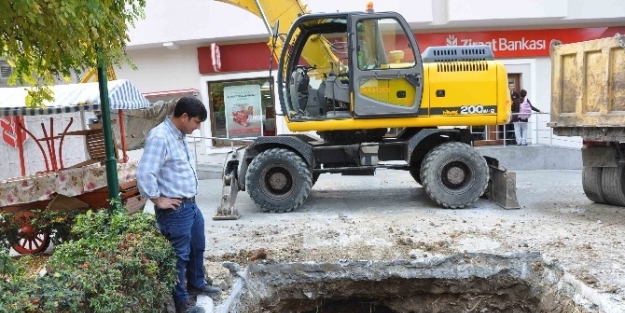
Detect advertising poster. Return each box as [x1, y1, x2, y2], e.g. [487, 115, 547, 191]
[223, 85, 262, 138]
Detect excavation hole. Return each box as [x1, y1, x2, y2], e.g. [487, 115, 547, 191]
[220, 253, 601, 313]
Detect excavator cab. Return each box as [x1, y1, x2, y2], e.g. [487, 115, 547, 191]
[278, 12, 424, 121]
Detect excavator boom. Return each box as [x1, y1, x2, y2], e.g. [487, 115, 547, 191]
[217, 0, 343, 75]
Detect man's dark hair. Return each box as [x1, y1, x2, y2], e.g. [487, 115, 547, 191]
[173, 96, 208, 122]
[520, 89, 527, 98]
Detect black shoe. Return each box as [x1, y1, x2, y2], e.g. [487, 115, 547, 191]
[188, 284, 222, 297]
[175, 301, 205, 313]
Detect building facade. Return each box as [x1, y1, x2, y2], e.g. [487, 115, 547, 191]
[115, 0, 625, 152]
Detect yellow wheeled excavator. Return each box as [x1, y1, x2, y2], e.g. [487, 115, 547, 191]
[214, 0, 519, 219]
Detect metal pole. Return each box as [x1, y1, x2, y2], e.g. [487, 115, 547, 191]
[16, 117, 26, 176]
[97, 61, 121, 210]
[118, 109, 128, 163]
[550, 113, 553, 146]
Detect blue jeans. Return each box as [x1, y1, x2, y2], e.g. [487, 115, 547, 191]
[155, 201, 207, 304]
[513, 121, 529, 145]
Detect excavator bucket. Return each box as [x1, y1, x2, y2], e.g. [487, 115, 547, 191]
[213, 149, 245, 220]
[484, 156, 520, 210]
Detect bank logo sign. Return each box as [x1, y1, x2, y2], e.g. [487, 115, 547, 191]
[446, 34, 458, 46]
[445, 34, 547, 51]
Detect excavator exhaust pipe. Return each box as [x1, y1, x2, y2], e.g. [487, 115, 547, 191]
[484, 156, 520, 210]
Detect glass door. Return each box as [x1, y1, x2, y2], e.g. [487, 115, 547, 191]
[350, 13, 424, 117]
[208, 78, 275, 147]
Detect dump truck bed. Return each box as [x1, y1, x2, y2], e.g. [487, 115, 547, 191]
[550, 36, 625, 138]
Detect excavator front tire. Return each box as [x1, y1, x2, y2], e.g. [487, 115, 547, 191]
[245, 148, 313, 213]
[420, 142, 488, 209]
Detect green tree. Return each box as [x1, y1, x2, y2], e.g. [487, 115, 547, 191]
[0, 0, 145, 107]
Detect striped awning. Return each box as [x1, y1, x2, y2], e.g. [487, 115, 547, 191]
[0, 79, 151, 117]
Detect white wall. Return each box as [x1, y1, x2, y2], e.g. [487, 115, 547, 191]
[567, 0, 625, 20]
[503, 57, 581, 149]
[447, 0, 567, 24]
[125, 0, 436, 48]
[1, 113, 88, 180]
[305, 0, 434, 25]
[126, 0, 625, 49]
[115, 45, 201, 94]
[128, 0, 266, 47]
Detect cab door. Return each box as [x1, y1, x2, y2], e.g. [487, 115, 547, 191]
[349, 12, 424, 117]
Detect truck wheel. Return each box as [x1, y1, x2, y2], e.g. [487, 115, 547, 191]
[582, 166, 606, 204]
[246, 148, 312, 212]
[420, 142, 488, 208]
[601, 166, 625, 206]
[409, 170, 421, 185]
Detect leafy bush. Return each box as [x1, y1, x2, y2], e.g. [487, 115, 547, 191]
[0, 213, 20, 253]
[0, 208, 177, 313]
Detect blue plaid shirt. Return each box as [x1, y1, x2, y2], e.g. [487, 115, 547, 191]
[137, 118, 198, 199]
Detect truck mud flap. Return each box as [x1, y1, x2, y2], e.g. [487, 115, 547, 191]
[484, 156, 520, 210]
[213, 150, 244, 220]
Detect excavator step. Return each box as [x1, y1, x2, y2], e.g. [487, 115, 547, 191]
[484, 156, 520, 210]
[213, 150, 243, 220]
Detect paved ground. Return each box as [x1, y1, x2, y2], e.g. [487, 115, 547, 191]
[135, 146, 625, 312]
[183, 167, 625, 312]
[13, 145, 619, 311]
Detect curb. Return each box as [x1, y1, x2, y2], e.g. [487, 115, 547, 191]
[197, 163, 223, 180]
[196, 295, 214, 313]
[194, 145, 582, 180]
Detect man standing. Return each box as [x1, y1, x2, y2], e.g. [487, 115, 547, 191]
[507, 82, 520, 144]
[509, 82, 520, 102]
[137, 97, 221, 313]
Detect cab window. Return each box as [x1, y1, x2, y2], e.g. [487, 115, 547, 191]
[356, 18, 416, 70]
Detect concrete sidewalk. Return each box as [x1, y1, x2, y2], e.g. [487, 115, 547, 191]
[127, 143, 582, 182]
[194, 151, 228, 180]
[188, 144, 582, 181]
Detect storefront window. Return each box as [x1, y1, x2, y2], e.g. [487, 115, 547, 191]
[208, 78, 275, 146]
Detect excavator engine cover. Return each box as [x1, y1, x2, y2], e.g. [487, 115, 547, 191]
[421, 45, 495, 63]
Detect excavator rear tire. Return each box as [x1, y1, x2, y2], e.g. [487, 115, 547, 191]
[245, 148, 313, 213]
[600, 166, 625, 206]
[420, 142, 488, 209]
[312, 173, 321, 186]
[582, 166, 606, 204]
[409, 170, 422, 185]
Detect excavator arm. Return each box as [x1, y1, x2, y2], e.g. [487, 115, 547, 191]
[213, 0, 348, 220]
[216, 0, 343, 75]
[79, 66, 117, 83]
